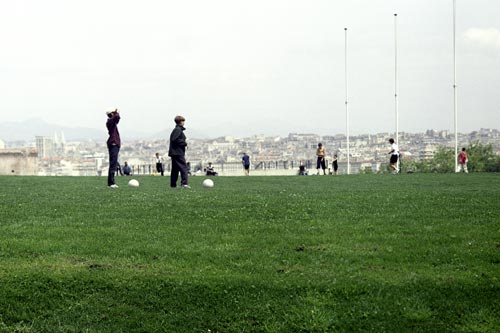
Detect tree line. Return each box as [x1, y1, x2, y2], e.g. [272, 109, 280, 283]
[405, 142, 500, 173]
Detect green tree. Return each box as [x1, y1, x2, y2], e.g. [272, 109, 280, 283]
[360, 166, 374, 174]
[415, 146, 454, 173]
[414, 142, 500, 173]
[467, 141, 500, 172]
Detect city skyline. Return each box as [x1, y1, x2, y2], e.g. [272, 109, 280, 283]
[5, 126, 499, 176]
[1, 1, 499, 138]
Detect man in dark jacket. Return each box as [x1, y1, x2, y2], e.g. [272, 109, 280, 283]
[106, 107, 120, 188]
[168, 115, 190, 188]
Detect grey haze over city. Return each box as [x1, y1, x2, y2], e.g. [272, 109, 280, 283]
[1, 0, 499, 140]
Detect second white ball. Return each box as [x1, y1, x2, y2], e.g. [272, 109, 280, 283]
[128, 179, 140, 187]
[202, 179, 214, 188]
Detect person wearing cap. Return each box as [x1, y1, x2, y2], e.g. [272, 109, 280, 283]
[106, 108, 121, 188]
[316, 143, 327, 175]
[168, 115, 190, 188]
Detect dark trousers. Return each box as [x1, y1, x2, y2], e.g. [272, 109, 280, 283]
[170, 155, 188, 187]
[156, 162, 164, 176]
[108, 144, 120, 186]
[317, 157, 326, 170]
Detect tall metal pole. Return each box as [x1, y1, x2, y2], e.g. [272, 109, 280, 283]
[453, 0, 458, 172]
[345, 27, 350, 175]
[394, 13, 399, 172]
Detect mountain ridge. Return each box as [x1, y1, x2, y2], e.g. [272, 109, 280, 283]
[0, 118, 211, 142]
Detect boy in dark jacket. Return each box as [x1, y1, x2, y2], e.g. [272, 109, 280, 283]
[168, 115, 190, 188]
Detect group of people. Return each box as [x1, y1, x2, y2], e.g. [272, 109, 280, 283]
[311, 139, 401, 175]
[106, 110, 190, 189]
[115, 161, 132, 176]
[312, 142, 339, 175]
[106, 109, 470, 188]
[106, 111, 252, 189]
[386, 139, 470, 174]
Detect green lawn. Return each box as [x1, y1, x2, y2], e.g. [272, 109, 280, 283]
[0, 174, 499, 332]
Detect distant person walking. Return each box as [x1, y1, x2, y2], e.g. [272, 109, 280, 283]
[316, 143, 327, 175]
[155, 152, 164, 176]
[388, 138, 399, 174]
[332, 154, 339, 175]
[458, 147, 469, 173]
[106, 107, 120, 188]
[168, 115, 190, 188]
[242, 152, 251, 176]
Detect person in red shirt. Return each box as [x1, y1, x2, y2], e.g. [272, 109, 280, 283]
[458, 147, 468, 173]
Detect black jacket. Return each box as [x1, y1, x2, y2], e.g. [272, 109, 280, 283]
[168, 125, 187, 156]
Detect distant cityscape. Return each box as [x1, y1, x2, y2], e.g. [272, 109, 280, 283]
[0, 128, 499, 176]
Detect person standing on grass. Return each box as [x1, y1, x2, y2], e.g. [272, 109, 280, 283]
[242, 152, 251, 176]
[168, 115, 190, 188]
[316, 143, 327, 175]
[332, 154, 339, 175]
[458, 147, 469, 173]
[388, 138, 399, 174]
[155, 152, 164, 176]
[106, 107, 121, 188]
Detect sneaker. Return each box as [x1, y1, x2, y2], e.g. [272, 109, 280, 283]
[181, 185, 191, 189]
[108, 184, 119, 189]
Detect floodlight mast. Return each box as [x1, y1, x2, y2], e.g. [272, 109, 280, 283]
[394, 13, 399, 172]
[345, 27, 350, 175]
[453, 0, 459, 172]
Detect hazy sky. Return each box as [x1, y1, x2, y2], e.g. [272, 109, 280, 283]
[1, 0, 499, 138]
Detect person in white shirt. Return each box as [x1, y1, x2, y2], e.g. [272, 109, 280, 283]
[388, 138, 399, 174]
[155, 152, 164, 176]
[205, 162, 218, 176]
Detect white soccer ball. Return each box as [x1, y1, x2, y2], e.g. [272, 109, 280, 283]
[128, 179, 139, 187]
[202, 179, 214, 188]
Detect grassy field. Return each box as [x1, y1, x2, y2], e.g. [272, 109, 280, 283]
[0, 174, 499, 332]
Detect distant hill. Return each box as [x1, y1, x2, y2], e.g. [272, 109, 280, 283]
[0, 118, 107, 142]
[0, 118, 211, 143]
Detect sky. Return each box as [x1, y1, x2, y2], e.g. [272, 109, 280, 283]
[0, 0, 499, 138]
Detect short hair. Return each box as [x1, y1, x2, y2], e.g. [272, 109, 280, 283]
[389, 138, 395, 144]
[462, 147, 466, 151]
[318, 143, 323, 146]
[174, 115, 186, 124]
